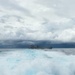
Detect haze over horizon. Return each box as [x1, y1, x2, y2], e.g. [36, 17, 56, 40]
[0, 0, 75, 42]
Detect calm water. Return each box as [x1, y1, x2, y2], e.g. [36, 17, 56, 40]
[0, 48, 75, 55]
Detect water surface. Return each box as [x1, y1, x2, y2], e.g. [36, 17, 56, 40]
[0, 49, 75, 75]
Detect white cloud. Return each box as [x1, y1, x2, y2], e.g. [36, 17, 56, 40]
[55, 28, 75, 42]
[0, 0, 75, 42]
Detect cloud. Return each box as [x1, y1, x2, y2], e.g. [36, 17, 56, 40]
[0, 0, 32, 16]
[0, 0, 75, 42]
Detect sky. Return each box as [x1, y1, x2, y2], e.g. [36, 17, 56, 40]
[0, 0, 75, 42]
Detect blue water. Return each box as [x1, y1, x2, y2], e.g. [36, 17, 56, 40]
[0, 49, 75, 75]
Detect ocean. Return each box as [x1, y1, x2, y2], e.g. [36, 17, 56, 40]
[0, 48, 75, 75]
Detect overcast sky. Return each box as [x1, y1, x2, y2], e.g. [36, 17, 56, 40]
[0, 0, 75, 42]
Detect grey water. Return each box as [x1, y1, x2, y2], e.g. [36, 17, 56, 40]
[48, 48, 75, 55]
[36, 48, 75, 55]
[0, 48, 75, 55]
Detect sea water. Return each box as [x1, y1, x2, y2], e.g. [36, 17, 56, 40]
[0, 48, 75, 75]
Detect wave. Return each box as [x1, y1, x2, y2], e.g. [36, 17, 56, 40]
[0, 49, 75, 75]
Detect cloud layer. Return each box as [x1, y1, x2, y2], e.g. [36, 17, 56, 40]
[0, 0, 75, 42]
